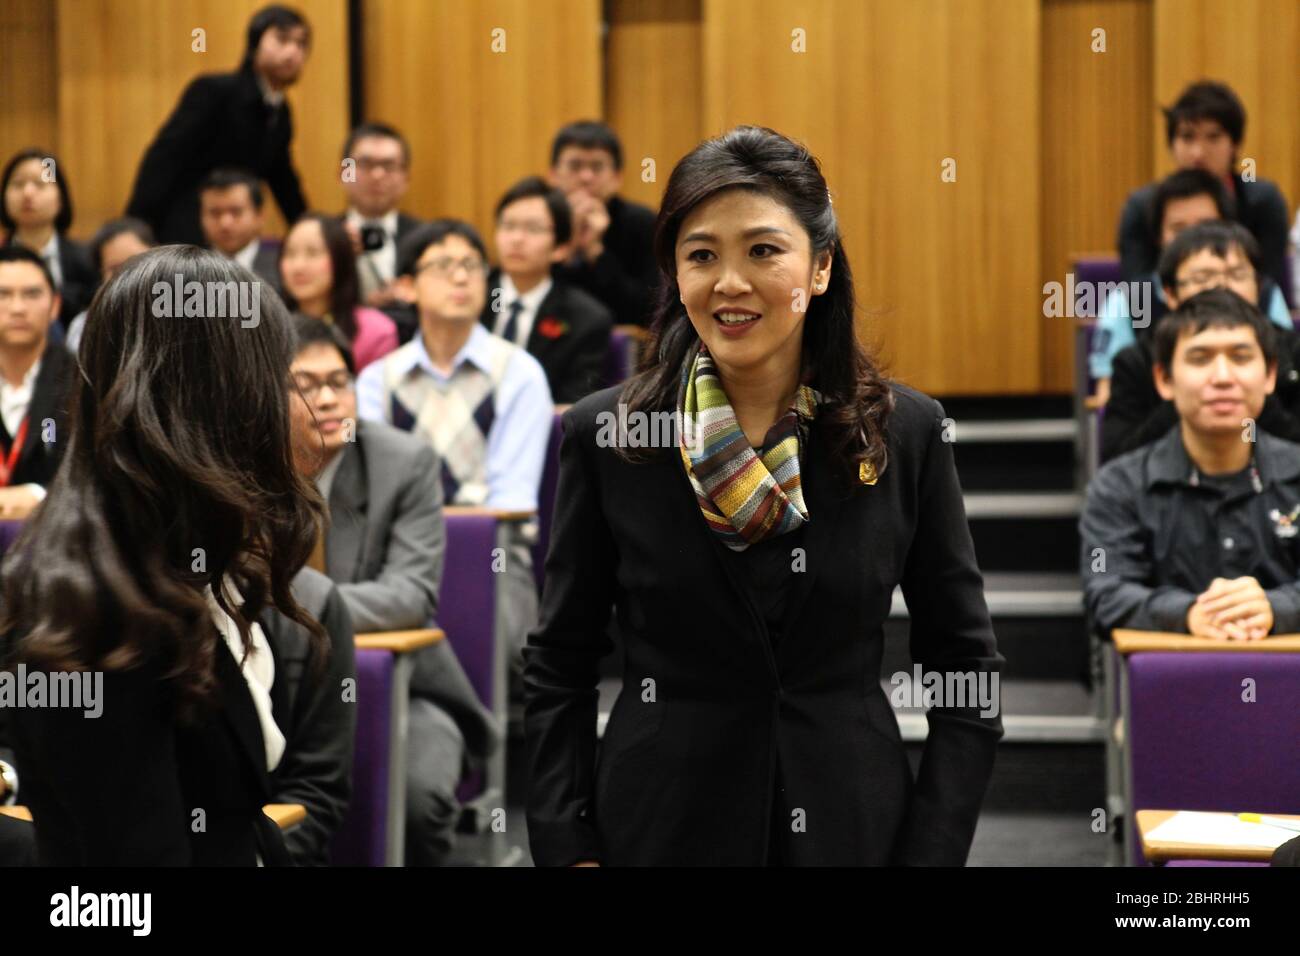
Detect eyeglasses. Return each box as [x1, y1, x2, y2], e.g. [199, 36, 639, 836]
[414, 256, 487, 278]
[498, 220, 554, 236]
[356, 157, 405, 175]
[1177, 265, 1255, 289]
[293, 371, 354, 401]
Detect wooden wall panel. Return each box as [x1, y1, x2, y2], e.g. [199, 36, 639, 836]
[1153, 0, 1299, 212]
[53, 0, 348, 239]
[606, 0, 703, 213]
[0, 0, 57, 163]
[1040, 0, 1153, 392]
[361, 0, 602, 242]
[701, 0, 1042, 395]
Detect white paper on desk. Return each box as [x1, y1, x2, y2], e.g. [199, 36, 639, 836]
[1146, 812, 1297, 849]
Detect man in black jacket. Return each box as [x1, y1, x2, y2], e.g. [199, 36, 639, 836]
[1101, 222, 1298, 463]
[548, 121, 658, 327]
[483, 176, 611, 404]
[0, 248, 73, 520]
[1115, 81, 1291, 304]
[125, 5, 311, 245]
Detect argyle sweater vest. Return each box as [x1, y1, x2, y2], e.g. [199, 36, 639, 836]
[377, 337, 517, 505]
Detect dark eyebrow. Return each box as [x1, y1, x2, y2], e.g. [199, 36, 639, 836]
[680, 226, 792, 244]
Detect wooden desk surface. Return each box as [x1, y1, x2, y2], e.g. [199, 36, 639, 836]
[1, 804, 306, 830]
[443, 506, 536, 522]
[354, 628, 444, 654]
[1113, 629, 1300, 655]
[1137, 809, 1300, 863]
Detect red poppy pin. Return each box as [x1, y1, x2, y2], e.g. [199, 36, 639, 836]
[536, 316, 568, 339]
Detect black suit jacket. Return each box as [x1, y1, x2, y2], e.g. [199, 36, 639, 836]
[126, 66, 306, 245]
[0, 340, 74, 488]
[524, 383, 1004, 866]
[1101, 324, 1300, 464]
[6, 624, 292, 866]
[481, 269, 613, 403]
[553, 195, 658, 326]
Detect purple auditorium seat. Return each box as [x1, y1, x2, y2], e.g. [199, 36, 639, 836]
[1127, 652, 1300, 865]
[331, 648, 393, 866]
[1073, 256, 1122, 316]
[440, 513, 499, 803]
[601, 327, 636, 389]
[0, 519, 26, 555]
[532, 413, 565, 594]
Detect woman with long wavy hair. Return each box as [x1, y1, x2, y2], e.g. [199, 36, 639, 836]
[1, 245, 329, 865]
[524, 126, 1004, 866]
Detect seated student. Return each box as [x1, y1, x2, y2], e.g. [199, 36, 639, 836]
[1, 148, 97, 326]
[280, 212, 398, 371]
[199, 168, 282, 285]
[339, 123, 424, 310]
[65, 217, 156, 353]
[483, 176, 612, 403]
[1090, 168, 1293, 399]
[0, 248, 74, 520]
[1102, 222, 1300, 462]
[1117, 81, 1291, 305]
[357, 220, 553, 693]
[290, 316, 498, 865]
[547, 120, 657, 326]
[1081, 288, 1300, 640]
[1, 246, 335, 866]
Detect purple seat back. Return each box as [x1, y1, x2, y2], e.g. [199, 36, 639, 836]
[601, 328, 636, 389]
[0, 519, 26, 556]
[1127, 652, 1300, 865]
[532, 413, 565, 593]
[1073, 256, 1122, 315]
[330, 648, 393, 866]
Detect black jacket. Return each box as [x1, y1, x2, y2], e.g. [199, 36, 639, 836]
[524, 383, 1004, 866]
[0, 340, 74, 488]
[1081, 426, 1300, 636]
[553, 195, 658, 327]
[1116, 174, 1293, 305]
[481, 269, 613, 404]
[1101, 319, 1300, 464]
[126, 66, 306, 245]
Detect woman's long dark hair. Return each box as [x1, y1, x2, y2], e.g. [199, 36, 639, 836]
[279, 212, 360, 341]
[619, 125, 892, 482]
[0, 245, 328, 719]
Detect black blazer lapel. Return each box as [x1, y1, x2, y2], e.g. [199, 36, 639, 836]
[211, 630, 273, 799]
[523, 281, 565, 357]
[15, 342, 70, 476]
[325, 441, 368, 584]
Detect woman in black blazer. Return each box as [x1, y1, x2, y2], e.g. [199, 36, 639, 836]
[1, 148, 99, 325]
[524, 126, 1004, 866]
[0, 245, 330, 865]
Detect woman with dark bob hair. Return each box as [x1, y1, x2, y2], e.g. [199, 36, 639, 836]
[1, 246, 331, 865]
[524, 126, 1003, 866]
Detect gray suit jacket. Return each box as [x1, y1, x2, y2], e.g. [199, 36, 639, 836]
[326, 420, 498, 761]
[328, 420, 444, 632]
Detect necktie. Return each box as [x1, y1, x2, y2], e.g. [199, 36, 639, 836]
[500, 299, 524, 345]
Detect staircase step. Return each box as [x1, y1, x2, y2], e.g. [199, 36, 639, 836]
[964, 491, 1083, 519]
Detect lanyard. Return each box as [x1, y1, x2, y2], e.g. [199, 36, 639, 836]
[1189, 453, 1263, 495]
[0, 416, 29, 488]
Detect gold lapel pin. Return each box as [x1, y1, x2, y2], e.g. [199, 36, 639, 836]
[859, 460, 878, 486]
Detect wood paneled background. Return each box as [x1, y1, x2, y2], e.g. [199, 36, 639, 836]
[1, 0, 1295, 395]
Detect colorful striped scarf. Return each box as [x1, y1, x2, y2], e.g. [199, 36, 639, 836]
[678, 343, 818, 551]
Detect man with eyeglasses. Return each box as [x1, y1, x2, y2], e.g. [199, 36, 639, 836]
[339, 123, 424, 310]
[483, 176, 611, 404]
[547, 120, 657, 327]
[289, 315, 498, 865]
[1102, 220, 1300, 462]
[356, 219, 553, 700]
